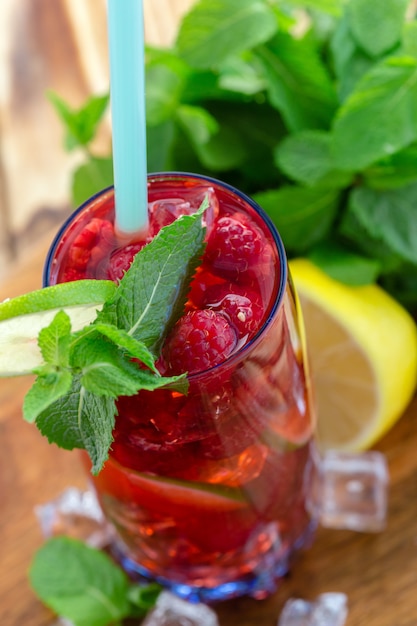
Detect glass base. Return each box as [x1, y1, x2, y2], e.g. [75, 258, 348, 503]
[111, 520, 317, 603]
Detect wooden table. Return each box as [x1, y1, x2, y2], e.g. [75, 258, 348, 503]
[1, 240, 417, 626]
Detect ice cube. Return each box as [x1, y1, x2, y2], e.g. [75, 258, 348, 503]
[310, 593, 348, 626]
[148, 187, 219, 238]
[141, 591, 220, 626]
[34, 487, 114, 548]
[278, 592, 348, 626]
[308, 450, 389, 532]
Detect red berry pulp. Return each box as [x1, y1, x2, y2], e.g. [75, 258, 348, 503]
[46, 174, 315, 599]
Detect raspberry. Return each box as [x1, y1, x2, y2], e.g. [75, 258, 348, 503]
[107, 241, 146, 281]
[202, 282, 265, 339]
[205, 213, 271, 284]
[186, 267, 226, 309]
[61, 267, 85, 283]
[65, 218, 114, 278]
[163, 309, 238, 375]
[67, 218, 105, 269]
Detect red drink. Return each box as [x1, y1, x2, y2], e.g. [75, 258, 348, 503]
[44, 173, 316, 601]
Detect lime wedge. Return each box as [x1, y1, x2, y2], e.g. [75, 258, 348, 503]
[0, 280, 116, 377]
[95, 455, 247, 513]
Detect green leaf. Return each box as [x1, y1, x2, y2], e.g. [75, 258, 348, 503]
[175, 104, 248, 171]
[255, 33, 337, 132]
[275, 130, 353, 187]
[307, 240, 381, 285]
[23, 371, 73, 423]
[176, 0, 278, 69]
[176, 104, 219, 146]
[48, 92, 109, 151]
[146, 121, 176, 171]
[127, 583, 162, 616]
[341, 183, 417, 265]
[332, 55, 417, 171]
[37, 310, 72, 367]
[146, 62, 186, 125]
[75, 323, 157, 372]
[194, 123, 248, 171]
[29, 537, 131, 626]
[380, 263, 417, 312]
[285, 0, 342, 17]
[363, 143, 417, 189]
[98, 209, 206, 353]
[330, 16, 374, 101]
[36, 375, 115, 474]
[181, 69, 227, 103]
[71, 336, 149, 398]
[72, 157, 113, 207]
[402, 21, 417, 57]
[347, 0, 409, 58]
[203, 99, 286, 188]
[253, 185, 340, 253]
[218, 55, 266, 94]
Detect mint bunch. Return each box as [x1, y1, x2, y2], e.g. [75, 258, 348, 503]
[29, 536, 161, 626]
[26, 207, 206, 474]
[50, 0, 417, 313]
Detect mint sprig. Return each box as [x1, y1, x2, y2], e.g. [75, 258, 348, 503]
[24, 208, 206, 474]
[29, 536, 161, 626]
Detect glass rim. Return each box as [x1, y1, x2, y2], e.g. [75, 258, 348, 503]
[43, 171, 288, 379]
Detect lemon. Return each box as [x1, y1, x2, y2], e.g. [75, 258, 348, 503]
[0, 280, 116, 377]
[289, 258, 417, 452]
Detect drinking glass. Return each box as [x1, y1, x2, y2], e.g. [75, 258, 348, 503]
[43, 172, 318, 602]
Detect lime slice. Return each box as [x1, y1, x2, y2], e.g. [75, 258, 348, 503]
[290, 259, 417, 451]
[128, 470, 247, 512]
[94, 455, 247, 514]
[0, 280, 116, 377]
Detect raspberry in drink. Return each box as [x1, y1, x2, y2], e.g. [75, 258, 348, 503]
[44, 173, 316, 602]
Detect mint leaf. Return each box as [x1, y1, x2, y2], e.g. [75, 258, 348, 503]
[402, 21, 417, 57]
[127, 583, 162, 616]
[29, 537, 131, 626]
[23, 372, 73, 423]
[285, 0, 342, 16]
[176, 0, 278, 69]
[347, 0, 408, 58]
[147, 121, 176, 171]
[363, 143, 417, 190]
[72, 157, 114, 207]
[146, 61, 186, 126]
[341, 183, 417, 265]
[308, 241, 381, 285]
[255, 33, 337, 132]
[218, 56, 266, 95]
[275, 130, 353, 188]
[176, 104, 219, 148]
[38, 310, 71, 367]
[36, 375, 115, 474]
[254, 186, 340, 253]
[77, 323, 158, 372]
[71, 335, 150, 398]
[332, 56, 417, 171]
[48, 92, 109, 151]
[98, 207, 207, 354]
[191, 121, 248, 172]
[330, 16, 374, 101]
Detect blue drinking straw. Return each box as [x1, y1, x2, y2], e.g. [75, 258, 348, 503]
[107, 0, 149, 235]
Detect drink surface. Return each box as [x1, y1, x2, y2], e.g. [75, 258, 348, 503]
[46, 174, 315, 598]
